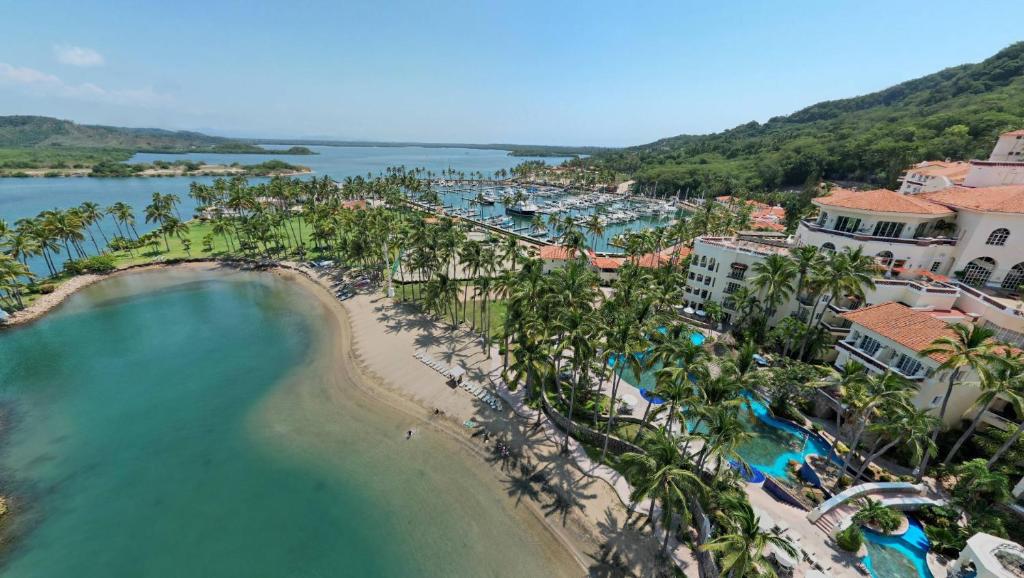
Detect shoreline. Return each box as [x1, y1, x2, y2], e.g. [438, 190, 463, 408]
[1, 261, 652, 574]
[0, 167, 312, 179]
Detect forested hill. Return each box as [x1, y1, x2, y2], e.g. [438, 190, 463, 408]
[587, 42, 1024, 195]
[0, 116, 309, 154]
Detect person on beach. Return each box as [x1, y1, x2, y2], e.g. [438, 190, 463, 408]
[406, 430, 413, 440]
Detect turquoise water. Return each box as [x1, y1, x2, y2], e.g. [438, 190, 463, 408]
[863, 517, 934, 578]
[614, 341, 832, 479]
[0, 269, 577, 577]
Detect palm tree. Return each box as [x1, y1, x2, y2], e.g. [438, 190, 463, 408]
[917, 324, 999, 481]
[749, 253, 797, 320]
[852, 498, 901, 534]
[583, 213, 605, 250]
[161, 217, 190, 252]
[798, 247, 876, 360]
[702, 502, 797, 578]
[833, 370, 915, 489]
[952, 458, 1012, 515]
[943, 351, 1023, 466]
[852, 404, 937, 481]
[987, 417, 1024, 468]
[620, 430, 707, 552]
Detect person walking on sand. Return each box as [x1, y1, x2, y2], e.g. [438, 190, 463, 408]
[406, 429, 413, 440]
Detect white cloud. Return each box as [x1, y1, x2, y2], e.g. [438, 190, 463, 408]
[53, 45, 105, 67]
[0, 62, 171, 108]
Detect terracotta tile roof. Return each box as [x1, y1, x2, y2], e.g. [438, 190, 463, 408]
[906, 161, 970, 182]
[920, 185, 1024, 214]
[841, 302, 956, 362]
[1001, 129, 1024, 137]
[659, 245, 692, 260]
[590, 256, 624, 270]
[538, 245, 576, 260]
[751, 220, 786, 232]
[814, 188, 953, 215]
[630, 253, 664, 268]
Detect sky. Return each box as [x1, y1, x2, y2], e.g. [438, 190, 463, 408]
[1, 1, 1022, 147]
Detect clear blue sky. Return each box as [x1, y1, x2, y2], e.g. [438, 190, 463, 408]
[1, 0, 1022, 147]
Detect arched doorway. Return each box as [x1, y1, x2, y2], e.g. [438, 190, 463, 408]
[961, 257, 997, 287]
[1001, 262, 1024, 291]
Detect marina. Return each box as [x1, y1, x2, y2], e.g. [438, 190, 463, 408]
[416, 182, 685, 252]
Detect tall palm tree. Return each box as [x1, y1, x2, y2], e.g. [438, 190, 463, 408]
[702, 502, 797, 578]
[917, 324, 999, 481]
[833, 370, 915, 489]
[749, 253, 797, 321]
[620, 430, 708, 552]
[798, 246, 877, 360]
[943, 351, 1023, 466]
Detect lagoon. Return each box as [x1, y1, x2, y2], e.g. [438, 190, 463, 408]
[0, 268, 579, 577]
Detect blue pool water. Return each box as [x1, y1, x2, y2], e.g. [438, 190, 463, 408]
[735, 398, 833, 478]
[863, 517, 934, 578]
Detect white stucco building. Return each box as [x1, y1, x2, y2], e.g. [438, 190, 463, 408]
[898, 160, 970, 194]
[963, 130, 1024, 188]
[950, 533, 1024, 578]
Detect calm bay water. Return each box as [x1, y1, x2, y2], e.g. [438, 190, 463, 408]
[0, 145, 570, 223]
[0, 145, 570, 275]
[0, 269, 577, 577]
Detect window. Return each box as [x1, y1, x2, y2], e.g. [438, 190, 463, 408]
[961, 257, 997, 287]
[834, 216, 861, 233]
[858, 335, 882, 356]
[816, 212, 829, 226]
[895, 355, 923, 377]
[931, 396, 943, 407]
[872, 221, 905, 238]
[700, 256, 707, 266]
[821, 242, 836, 253]
[930, 261, 942, 273]
[724, 282, 741, 294]
[1001, 262, 1024, 291]
[688, 272, 695, 280]
[986, 228, 1010, 246]
[700, 290, 708, 299]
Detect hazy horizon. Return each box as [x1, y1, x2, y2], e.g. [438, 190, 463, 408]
[2, 0, 1023, 147]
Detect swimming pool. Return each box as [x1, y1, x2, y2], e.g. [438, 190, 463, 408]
[733, 398, 833, 479]
[863, 517, 934, 578]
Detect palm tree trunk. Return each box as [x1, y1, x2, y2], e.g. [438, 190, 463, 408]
[944, 397, 996, 466]
[917, 374, 957, 482]
[987, 419, 1024, 467]
[855, 438, 901, 480]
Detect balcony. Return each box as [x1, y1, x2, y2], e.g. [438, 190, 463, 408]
[800, 220, 957, 246]
[835, 341, 926, 380]
[822, 318, 852, 336]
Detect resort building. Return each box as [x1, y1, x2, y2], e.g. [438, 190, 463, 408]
[963, 130, 1024, 188]
[897, 160, 970, 194]
[681, 232, 792, 326]
[538, 244, 690, 285]
[832, 302, 987, 426]
[950, 533, 1024, 578]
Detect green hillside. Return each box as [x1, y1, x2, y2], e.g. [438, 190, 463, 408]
[587, 42, 1024, 195]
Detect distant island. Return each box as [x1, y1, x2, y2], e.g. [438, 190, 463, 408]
[0, 116, 315, 178]
[1, 158, 310, 178]
[246, 138, 605, 157]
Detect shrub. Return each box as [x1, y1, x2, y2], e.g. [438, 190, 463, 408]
[836, 525, 863, 552]
[64, 254, 117, 275]
[35, 283, 56, 294]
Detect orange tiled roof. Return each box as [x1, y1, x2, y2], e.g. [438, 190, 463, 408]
[814, 188, 953, 215]
[1001, 129, 1024, 137]
[841, 302, 955, 362]
[538, 245, 576, 260]
[659, 245, 692, 260]
[590, 256, 624, 270]
[906, 161, 970, 182]
[920, 185, 1024, 214]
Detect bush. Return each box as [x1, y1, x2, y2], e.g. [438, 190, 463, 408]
[64, 254, 117, 275]
[35, 283, 56, 294]
[836, 525, 863, 552]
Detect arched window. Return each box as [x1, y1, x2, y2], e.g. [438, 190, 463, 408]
[1001, 262, 1024, 291]
[962, 257, 997, 287]
[876, 250, 894, 267]
[986, 228, 1010, 246]
[822, 242, 836, 253]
